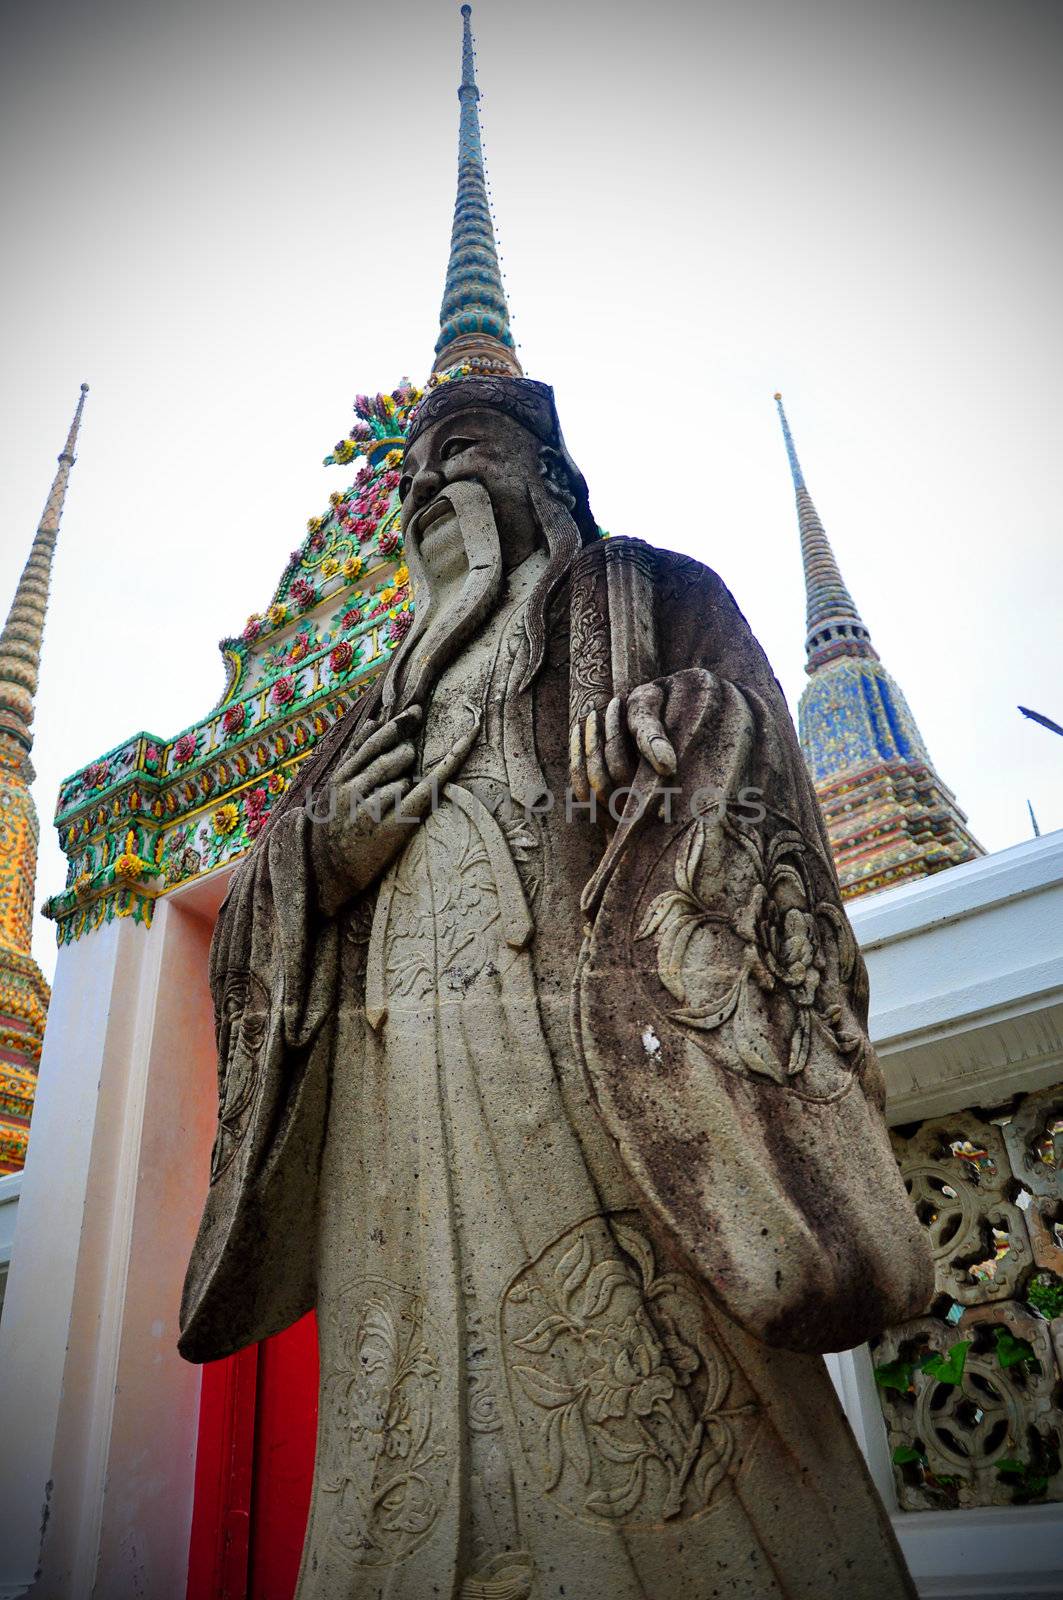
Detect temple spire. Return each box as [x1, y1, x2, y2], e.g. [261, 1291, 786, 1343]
[0, 384, 88, 765]
[776, 390, 982, 898]
[433, 5, 522, 378]
[0, 388, 85, 1169]
[774, 393, 874, 672]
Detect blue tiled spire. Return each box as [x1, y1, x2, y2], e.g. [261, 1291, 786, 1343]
[775, 392, 982, 896]
[774, 393, 873, 670]
[775, 390, 806, 490]
[433, 5, 522, 377]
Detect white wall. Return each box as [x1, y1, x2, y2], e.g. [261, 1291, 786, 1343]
[0, 879, 224, 1600]
[853, 830, 1063, 1123]
[840, 831, 1063, 1599]
[0, 1173, 22, 1325]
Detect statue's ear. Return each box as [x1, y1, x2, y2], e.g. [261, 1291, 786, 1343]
[520, 474, 584, 693]
[537, 445, 577, 512]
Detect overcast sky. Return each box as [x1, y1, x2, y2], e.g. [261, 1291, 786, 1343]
[2, 0, 1061, 981]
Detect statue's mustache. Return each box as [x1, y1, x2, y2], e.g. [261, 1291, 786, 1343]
[413, 494, 460, 537]
[408, 477, 493, 545]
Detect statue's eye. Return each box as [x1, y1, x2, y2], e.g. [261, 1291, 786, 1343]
[398, 475, 413, 502]
[440, 436, 475, 462]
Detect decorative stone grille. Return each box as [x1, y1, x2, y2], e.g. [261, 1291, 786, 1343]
[873, 1082, 1063, 1510]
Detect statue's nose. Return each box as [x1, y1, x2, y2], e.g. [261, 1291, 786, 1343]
[410, 469, 443, 512]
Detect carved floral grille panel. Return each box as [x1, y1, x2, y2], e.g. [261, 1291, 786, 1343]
[873, 1081, 1063, 1511]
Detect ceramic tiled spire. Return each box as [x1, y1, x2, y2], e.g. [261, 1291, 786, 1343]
[774, 393, 875, 671]
[0, 384, 87, 1172]
[433, 5, 522, 378]
[0, 384, 89, 771]
[774, 392, 982, 898]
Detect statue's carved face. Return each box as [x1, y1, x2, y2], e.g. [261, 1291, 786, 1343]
[400, 408, 542, 579]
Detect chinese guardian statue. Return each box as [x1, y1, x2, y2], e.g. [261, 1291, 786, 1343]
[180, 12, 932, 1600]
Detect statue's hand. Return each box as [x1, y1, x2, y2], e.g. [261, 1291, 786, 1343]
[578, 680, 678, 805]
[309, 707, 422, 912]
[310, 705, 481, 914]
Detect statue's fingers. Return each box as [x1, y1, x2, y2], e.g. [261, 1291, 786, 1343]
[349, 741, 417, 799]
[569, 720, 590, 803]
[584, 711, 610, 803]
[334, 731, 391, 789]
[401, 717, 481, 820]
[362, 779, 412, 826]
[334, 706, 421, 786]
[627, 682, 677, 777]
[604, 695, 636, 787]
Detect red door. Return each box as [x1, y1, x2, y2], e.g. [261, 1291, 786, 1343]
[187, 1313, 319, 1600]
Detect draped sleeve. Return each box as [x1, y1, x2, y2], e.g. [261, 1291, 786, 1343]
[178, 805, 341, 1362]
[571, 540, 934, 1353]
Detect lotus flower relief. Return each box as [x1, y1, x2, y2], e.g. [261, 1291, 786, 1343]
[635, 815, 864, 1085]
[321, 1287, 447, 1565]
[502, 1215, 750, 1527]
[348, 1377, 412, 1462]
[582, 1312, 680, 1423]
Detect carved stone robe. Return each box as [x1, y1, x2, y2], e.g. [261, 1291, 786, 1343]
[181, 538, 929, 1600]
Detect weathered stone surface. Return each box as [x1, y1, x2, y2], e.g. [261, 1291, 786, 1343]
[182, 378, 928, 1597]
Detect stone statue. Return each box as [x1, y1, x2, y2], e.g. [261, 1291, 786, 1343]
[181, 377, 933, 1599]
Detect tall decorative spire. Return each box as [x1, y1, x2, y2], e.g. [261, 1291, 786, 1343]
[0, 385, 86, 1172]
[433, 5, 522, 378]
[0, 384, 89, 768]
[775, 390, 982, 899]
[774, 393, 874, 671]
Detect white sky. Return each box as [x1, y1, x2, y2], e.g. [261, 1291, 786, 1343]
[2, 0, 1061, 982]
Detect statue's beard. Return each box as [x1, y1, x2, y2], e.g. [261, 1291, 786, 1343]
[381, 473, 585, 717]
[383, 480, 504, 716]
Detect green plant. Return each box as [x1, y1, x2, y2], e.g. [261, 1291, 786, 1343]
[874, 1358, 917, 1393]
[1027, 1271, 1063, 1321]
[920, 1341, 970, 1386]
[993, 1326, 1041, 1373]
[874, 1340, 970, 1395]
[996, 1428, 1060, 1504]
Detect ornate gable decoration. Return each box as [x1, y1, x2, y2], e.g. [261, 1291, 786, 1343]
[45, 378, 460, 945]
